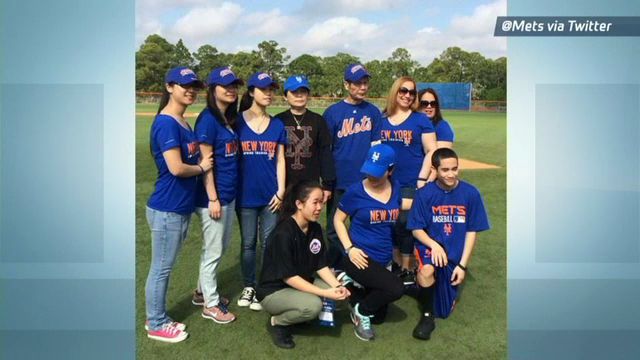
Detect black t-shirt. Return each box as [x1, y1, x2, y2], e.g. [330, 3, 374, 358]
[256, 217, 327, 301]
[275, 109, 335, 190]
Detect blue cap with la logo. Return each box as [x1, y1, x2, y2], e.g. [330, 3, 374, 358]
[360, 144, 395, 178]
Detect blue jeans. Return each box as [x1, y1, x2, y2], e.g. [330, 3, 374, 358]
[237, 206, 277, 287]
[145, 207, 191, 330]
[195, 201, 234, 308]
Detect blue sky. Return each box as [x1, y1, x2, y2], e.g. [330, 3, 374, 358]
[136, 0, 506, 65]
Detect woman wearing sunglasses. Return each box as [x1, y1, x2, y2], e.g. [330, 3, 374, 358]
[235, 71, 287, 311]
[380, 76, 437, 284]
[418, 88, 455, 148]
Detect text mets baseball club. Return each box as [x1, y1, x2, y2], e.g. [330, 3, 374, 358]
[432, 205, 467, 224]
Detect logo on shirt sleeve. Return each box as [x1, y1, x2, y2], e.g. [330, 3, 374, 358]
[187, 141, 200, 158]
[309, 239, 322, 254]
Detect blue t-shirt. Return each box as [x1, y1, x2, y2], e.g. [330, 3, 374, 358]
[147, 114, 201, 215]
[338, 180, 402, 265]
[323, 100, 382, 190]
[194, 108, 239, 207]
[407, 180, 490, 263]
[433, 118, 455, 142]
[236, 114, 287, 207]
[380, 111, 435, 187]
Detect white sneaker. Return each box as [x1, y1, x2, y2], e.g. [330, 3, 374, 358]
[237, 287, 255, 307]
[249, 295, 262, 311]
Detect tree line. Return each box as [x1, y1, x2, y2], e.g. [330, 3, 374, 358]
[136, 35, 506, 101]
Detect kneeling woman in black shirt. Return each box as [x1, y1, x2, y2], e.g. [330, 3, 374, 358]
[257, 180, 350, 349]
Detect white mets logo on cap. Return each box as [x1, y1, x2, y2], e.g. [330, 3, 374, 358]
[258, 73, 270, 80]
[220, 68, 234, 77]
[372, 151, 380, 162]
[309, 238, 322, 254]
[180, 69, 195, 76]
[296, 76, 303, 83]
[351, 65, 364, 74]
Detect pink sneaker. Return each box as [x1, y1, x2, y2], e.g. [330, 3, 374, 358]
[145, 320, 186, 331]
[147, 323, 188, 343]
[202, 303, 236, 324]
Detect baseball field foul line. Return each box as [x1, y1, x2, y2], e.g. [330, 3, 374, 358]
[458, 158, 500, 170]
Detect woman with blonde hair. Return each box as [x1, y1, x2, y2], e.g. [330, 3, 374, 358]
[380, 76, 437, 284]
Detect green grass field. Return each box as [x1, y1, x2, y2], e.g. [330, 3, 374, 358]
[136, 104, 506, 359]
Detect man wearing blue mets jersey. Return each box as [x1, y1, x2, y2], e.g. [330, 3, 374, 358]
[323, 63, 382, 269]
[407, 148, 490, 340]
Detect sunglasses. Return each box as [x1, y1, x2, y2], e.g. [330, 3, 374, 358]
[398, 87, 417, 97]
[420, 100, 438, 108]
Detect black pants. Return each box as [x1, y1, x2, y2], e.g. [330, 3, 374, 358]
[394, 187, 416, 255]
[341, 256, 404, 319]
[325, 189, 346, 268]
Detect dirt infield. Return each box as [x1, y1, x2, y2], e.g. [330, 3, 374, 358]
[459, 158, 500, 170]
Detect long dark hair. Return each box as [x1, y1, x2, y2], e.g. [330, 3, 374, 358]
[156, 85, 172, 115]
[195, 84, 239, 130]
[418, 88, 443, 126]
[151, 84, 173, 156]
[238, 86, 255, 113]
[278, 180, 323, 223]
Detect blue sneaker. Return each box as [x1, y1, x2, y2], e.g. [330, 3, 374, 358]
[337, 272, 363, 289]
[350, 303, 375, 341]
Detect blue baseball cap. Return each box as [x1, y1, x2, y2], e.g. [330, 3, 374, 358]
[165, 66, 204, 88]
[247, 71, 279, 89]
[207, 66, 244, 87]
[361, 144, 395, 178]
[284, 75, 310, 93]
[344, 63, 371, 82]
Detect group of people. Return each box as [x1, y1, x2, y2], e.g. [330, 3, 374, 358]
[144, 63, 490, 348]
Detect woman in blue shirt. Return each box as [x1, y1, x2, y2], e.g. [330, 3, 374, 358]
[380, 77, 437, 285]
[235, 71, 287, 311]
[145, 67, 211, 343]
[333, 144, 406, 341]
[418, 88, 455, 148]
[191, 66, 244, 325]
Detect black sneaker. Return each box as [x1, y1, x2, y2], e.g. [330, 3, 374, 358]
[268, 320, 295, 349]
[412, 312, 436, 340]
[391, 262, 402, 276]
[400, 269, 416, 285]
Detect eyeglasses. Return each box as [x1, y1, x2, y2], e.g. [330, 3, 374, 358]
[420, 100, 438, 108]
[398, 87, 417, 97]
